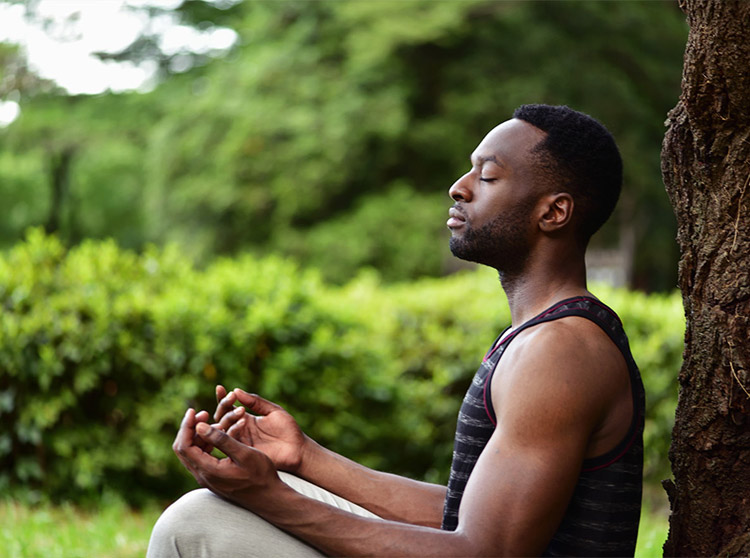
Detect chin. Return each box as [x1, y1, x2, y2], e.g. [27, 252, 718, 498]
[449, 239, 486, 266]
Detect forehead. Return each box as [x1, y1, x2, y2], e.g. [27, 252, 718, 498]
[471, 118, 547, 169]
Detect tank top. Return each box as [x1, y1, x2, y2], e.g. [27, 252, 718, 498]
[441, 296, 645, 557]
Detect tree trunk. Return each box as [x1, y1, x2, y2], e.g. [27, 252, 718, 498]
[45, 147, 74, 236]
[661, 1, 750, 556]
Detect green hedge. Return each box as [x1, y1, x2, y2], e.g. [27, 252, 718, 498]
[0, 230, 683, 504]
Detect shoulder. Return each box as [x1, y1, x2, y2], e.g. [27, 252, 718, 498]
[501, 315, 625, 384]
[509, 315, 622, 369]
[491, 316, 628, 439]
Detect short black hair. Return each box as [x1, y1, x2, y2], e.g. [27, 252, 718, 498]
[512, 104, 622, 244]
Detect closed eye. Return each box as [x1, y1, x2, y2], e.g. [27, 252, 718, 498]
[480, 177, 497, 182]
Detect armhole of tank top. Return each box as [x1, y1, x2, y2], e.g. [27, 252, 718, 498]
[483, 362, 498, 426]
[483, 329, 508, 363]
[482, 303, 642, 469]
[482, 306, 600, 425]
[561, 307, 642, 472]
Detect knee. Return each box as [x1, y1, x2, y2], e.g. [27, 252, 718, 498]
[147, 489, 219, 557]
[147, 487, 324, 558]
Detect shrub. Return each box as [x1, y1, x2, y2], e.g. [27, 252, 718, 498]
[0, 230, 682, 503]
[0, 230, 398, 503]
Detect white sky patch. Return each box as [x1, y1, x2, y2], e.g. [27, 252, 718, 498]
[0, 0, 238, 95]
[158, 21, 237, 55]
[0, 99, 21, 126]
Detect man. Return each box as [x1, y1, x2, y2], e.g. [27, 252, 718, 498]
[148, 104, 644, 557]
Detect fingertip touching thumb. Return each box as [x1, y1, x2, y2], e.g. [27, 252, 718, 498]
[196, 422, 211, 436]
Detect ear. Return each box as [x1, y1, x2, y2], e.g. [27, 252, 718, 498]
[537, 192, 574, 233]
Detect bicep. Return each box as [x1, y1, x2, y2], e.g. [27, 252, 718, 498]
[456, 424, 587, 556]
[455, 340, 605, 555]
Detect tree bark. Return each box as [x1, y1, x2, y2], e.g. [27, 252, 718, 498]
[661, 1, 750, 556]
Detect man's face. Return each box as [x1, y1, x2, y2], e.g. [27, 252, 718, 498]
[447, 119, 547, 275]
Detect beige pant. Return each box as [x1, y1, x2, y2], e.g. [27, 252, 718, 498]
[146, 472, 382, 557]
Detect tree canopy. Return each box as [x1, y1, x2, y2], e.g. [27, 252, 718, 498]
[0, 0, 688, 289]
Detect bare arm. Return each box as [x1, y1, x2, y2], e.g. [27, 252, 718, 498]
[211, 386, 446, 527]
[177, 321, 627, 556]
[297, 437, 446, 527]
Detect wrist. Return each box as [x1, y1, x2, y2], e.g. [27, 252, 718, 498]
[231, 469, 289, 515]
[295, 435, 322, 477]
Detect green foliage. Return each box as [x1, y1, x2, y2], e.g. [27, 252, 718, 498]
[281, 186, 450, 282]
[0, 230, 399, 502]
[1, 232, 681, 503]
[636, 497, 670, 558]
[0, 1, 687, 289]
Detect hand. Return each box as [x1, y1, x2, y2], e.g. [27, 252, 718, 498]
[173, 408, 281, 507]
[212, 385, 308, 473]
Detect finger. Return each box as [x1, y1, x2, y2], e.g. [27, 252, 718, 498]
[214, 391, 237, 422]
[218, 406, 246, 431]
[227, 417, 247, 440]
[172, 409, 224, 486]
[193, 410, 212, 451]
[199, 440, 215, 454]
[216, 385, 227, 404]
[181, 440, 222, 475]
[174, 409, 206, 473]
[173, 408, 196, 455]
[233, 389, 282, 416]
[196, 422, 251, 464]
[177, 417, 222, 467]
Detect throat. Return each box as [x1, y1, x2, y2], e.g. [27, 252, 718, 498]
[503, 279, 591, 327]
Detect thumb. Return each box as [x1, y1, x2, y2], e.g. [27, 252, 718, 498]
[196, 421, 247, 461]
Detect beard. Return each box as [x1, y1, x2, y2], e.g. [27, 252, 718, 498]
[449, 203, 533, 278]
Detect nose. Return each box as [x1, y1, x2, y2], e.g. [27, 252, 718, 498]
[449, 171, 473, 202]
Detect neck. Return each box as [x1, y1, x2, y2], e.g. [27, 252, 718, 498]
[498, 247, 590, 327]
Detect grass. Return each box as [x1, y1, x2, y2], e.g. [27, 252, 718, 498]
[2, 493, 669, 558]
[0, 497, 162, 558]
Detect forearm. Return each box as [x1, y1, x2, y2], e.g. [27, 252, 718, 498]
[252, 482, 473, 558]
[298, 437, 446, 527]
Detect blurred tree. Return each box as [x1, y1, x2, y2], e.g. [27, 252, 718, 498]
[661, 0, 750, 555]
[0, 42, 61, 243]
[0, 41, 57, 98]
[93, 0, 243, 79]
[1, 92, 160, 248]
[139, 0, 688, 287]
[0, 1, 688, 289]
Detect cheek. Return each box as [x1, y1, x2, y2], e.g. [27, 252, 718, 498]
[477, 196, 513, 222]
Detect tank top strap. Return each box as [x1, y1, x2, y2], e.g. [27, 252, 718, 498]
[483, 296, 633, 425]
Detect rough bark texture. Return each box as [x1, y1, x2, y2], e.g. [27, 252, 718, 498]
[661, 1, 750, 556]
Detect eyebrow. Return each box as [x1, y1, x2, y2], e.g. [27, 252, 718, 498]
[471, 154, 504, 168]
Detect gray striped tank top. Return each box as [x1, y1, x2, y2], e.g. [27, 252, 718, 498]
[441, 296, 645, 557]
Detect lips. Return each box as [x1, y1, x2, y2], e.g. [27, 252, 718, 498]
[447, 206, 467, 229]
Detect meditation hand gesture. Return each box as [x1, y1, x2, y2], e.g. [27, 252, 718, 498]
[173, 407, 284, 511]
[209, 385, 309, 474]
